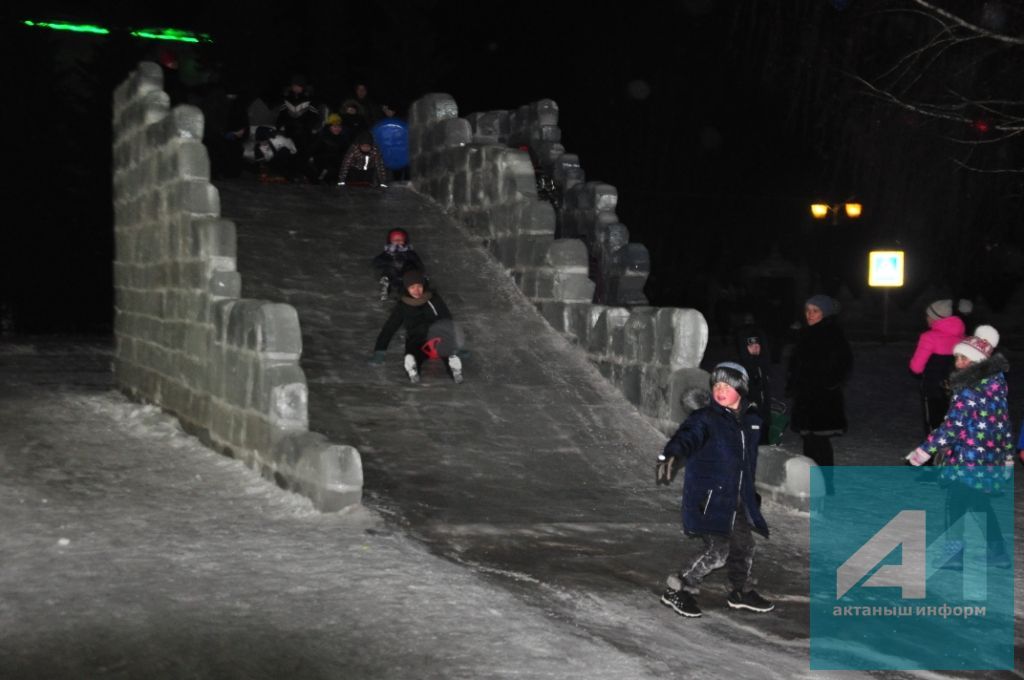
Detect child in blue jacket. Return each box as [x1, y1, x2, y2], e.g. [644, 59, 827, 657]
[372, 228, 424, 302]
[655, 362, 773, 618]
[1017, 418, 1023, 464]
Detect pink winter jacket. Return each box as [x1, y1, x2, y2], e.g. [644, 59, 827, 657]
[909, 315, 966, 374]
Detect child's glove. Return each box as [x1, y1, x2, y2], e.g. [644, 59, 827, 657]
[905, 448, 931, 466]
[656, 455, 677, 485]
[368, 350, 386, 365]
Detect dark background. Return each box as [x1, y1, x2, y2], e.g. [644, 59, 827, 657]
[3, 0, 1023, 334]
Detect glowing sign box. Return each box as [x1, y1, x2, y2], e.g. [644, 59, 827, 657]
[868, 250, 904, 287]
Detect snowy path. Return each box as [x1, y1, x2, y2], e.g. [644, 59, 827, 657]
[0, 359, 670, 678]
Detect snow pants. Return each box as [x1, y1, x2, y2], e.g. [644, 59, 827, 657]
[921, 394, 948, 438]
[679, 502, 755, 594]
[945, 482, 1008, 557]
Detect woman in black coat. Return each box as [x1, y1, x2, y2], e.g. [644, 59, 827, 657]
[786, 295, 852, 494]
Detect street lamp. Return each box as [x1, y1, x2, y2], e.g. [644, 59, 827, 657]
[806, 199, 863, 297]
[810, 201, 863, 224]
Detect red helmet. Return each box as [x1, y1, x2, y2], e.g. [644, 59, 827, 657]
[387, 228, 408, 244]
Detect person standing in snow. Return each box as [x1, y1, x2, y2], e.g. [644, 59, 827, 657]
[906, 324, 1014, 472]
[786, 294, 852, 495]
[654, 362, 773, 618]
[906, 325, 1014, 566]
[733, 315, 772, 444]
[908, 299, 969, 438]
[369, 269, 462, 384]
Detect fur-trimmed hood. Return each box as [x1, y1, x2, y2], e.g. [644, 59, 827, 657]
[949, 352, 1009, 392]
[400, 290, 434, 306]
[680, 388, 763, 419]
[682, 387, 710, 413]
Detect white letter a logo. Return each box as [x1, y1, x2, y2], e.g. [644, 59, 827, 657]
[837, 510, 926, 600]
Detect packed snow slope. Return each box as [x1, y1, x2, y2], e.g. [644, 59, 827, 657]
[221, 179, 1023, 677]
[2, 179, 1019, 678]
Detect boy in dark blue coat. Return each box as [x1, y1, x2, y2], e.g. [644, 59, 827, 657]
[655, 362, 773, 618]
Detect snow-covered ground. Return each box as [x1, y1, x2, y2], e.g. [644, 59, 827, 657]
[0, 180, 1020, 678]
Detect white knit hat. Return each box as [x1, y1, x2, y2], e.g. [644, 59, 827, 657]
[953, 325, 999, 364]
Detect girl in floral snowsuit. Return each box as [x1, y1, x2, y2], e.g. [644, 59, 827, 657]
[908, 325, 1014, 479]
[906, 324, 1013, 564]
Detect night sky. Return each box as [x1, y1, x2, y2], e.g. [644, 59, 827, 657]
[4, 1, 1023, 334]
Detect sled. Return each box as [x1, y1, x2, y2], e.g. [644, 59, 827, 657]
[423, 319, 463, 359]
[372, 118, 409, 170]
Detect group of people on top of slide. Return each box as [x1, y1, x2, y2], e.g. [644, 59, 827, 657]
[238, 76, 399, 186]
[165, 59, 405, 187]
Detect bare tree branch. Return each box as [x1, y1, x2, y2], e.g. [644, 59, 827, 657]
[853, 75, 973, 123]
[951, 158, 1024, 173]
[911, 0, 1024, 45]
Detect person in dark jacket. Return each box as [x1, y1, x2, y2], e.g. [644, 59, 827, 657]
[372, 228, 424, 302]
[369, 269, 462, 384]
[275, 74, 322, 172]
[307, 113, 353, 183]
[352, 82, 382, 124]
[734, 316, 772, 444]
[786, 294, 853, 495]
[655, 362, 773, 618]
[337, 99, 368, 136]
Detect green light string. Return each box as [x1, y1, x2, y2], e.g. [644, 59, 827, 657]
[22, 20, 109, 35]
[23, 20, 212, 43]
[130, 28, 213, 44]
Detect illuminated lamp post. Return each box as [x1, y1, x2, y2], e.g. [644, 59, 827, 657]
[807, 200, 863, 294]
[810, 201, 863, 225]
